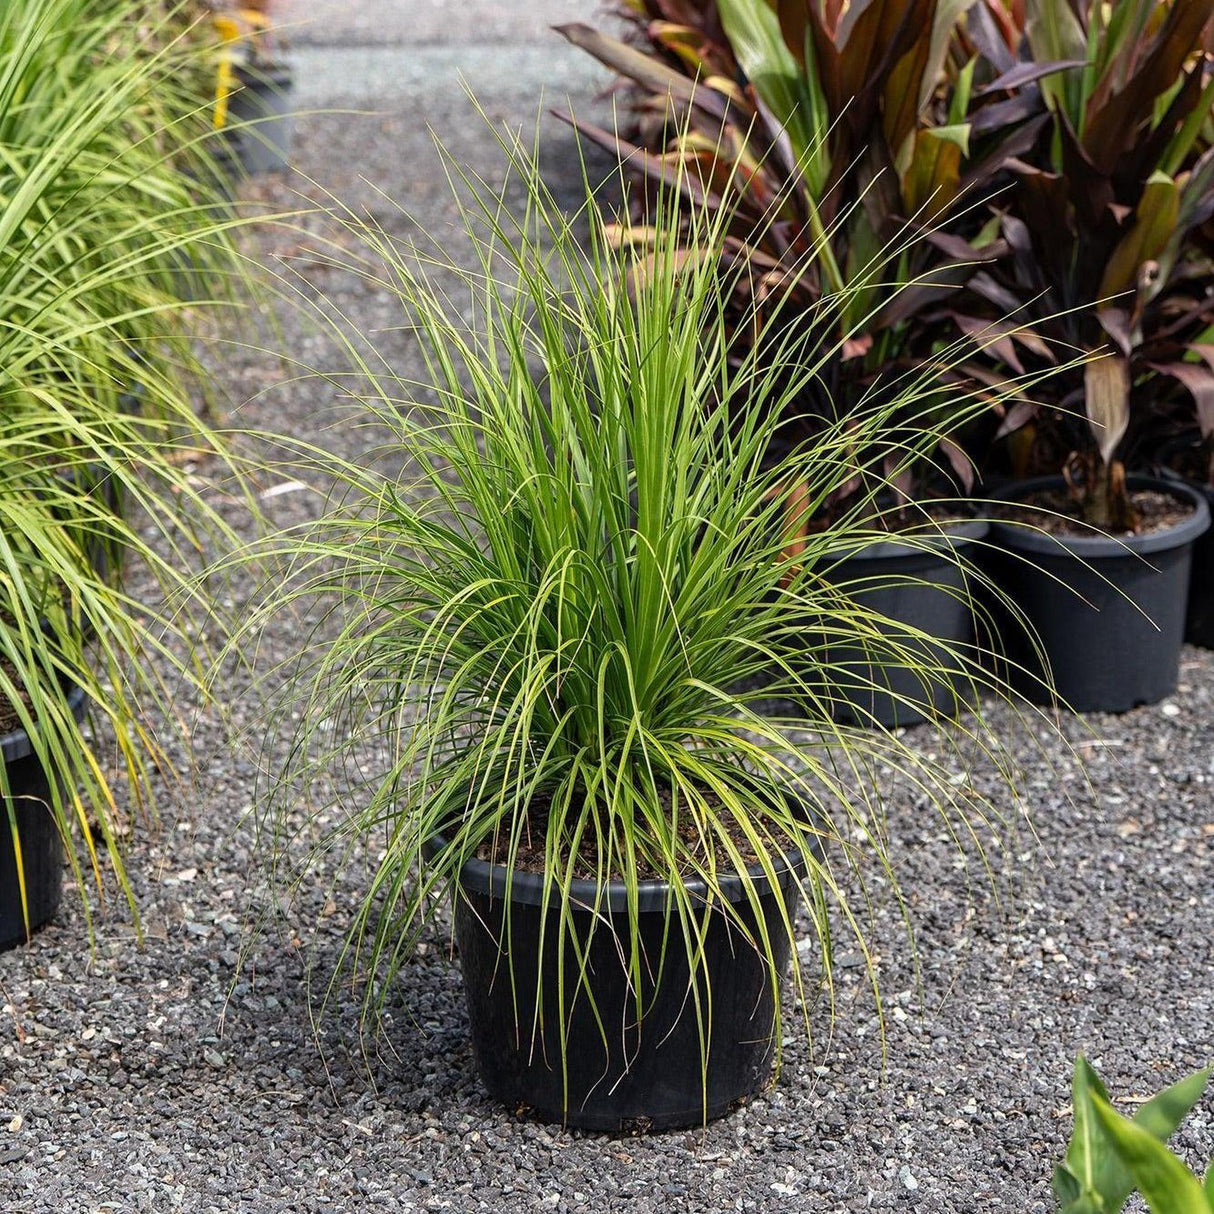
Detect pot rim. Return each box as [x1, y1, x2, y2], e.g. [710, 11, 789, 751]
[985, 475, 1211, 557]
[234, 62, 295, 89]
[432, 789, 823, 912]
[824, 516, 989, 565]
[1157, 465, 1214, 506]
[1, 683, 88, 767]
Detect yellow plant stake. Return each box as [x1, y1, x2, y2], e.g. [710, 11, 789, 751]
[211, 8, 271, 131]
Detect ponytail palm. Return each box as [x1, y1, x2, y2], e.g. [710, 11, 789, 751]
[250, 122, 1043, 1071]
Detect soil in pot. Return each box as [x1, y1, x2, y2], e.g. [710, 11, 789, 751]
[447, 794, 816, 1131]
[815, 519, 989, 729]
[982, 476, 1210, 713]
[0, 681, 86, 950]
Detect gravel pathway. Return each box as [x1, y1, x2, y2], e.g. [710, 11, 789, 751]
[2, 4, 1211, 1211]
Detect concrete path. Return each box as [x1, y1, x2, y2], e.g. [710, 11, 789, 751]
[281, 0, 607, 107]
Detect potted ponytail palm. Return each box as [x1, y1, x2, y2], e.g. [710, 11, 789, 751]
[258, 130, 1026, 1130]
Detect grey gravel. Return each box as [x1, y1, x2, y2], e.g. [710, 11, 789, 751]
[2, 2, 1212, 1211]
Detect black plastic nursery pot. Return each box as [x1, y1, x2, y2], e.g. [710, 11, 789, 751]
[448, 822, 814, 1132]
[223, 62, 295, 176]
[1160, 470, 1214, 649]
[984, 476, 1210, 713]
[0, 685, 86, 951]
[818, 519, 988, 728]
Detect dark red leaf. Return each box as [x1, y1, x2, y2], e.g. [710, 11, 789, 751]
[554, 23, 727, 120]
[1096, 308, 1134, 357]
[953, 312, 1025, 372]
[551, 111, 712, 205]
[969, 91, 1047, 136]
[974, 58, 1086, 96]
[1082, 0, 1213, 175]
[994, 398, 1038, 439]
[958, 113, 1050, 196]
[964, 0, 1017, 75]
[939, 437, 976, 490]
[967, 271, 1023, 314]
[1056, 110, 1112, 232]
[1150, 361, 1214, 438]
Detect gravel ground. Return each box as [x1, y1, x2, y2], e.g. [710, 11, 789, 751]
[2, 4, 1212, 1211]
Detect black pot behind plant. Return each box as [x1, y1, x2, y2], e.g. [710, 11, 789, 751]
[450, 826, 812, 1131]
[223, 61, 295, 176]
[1159, 469, 1214, 649]
[0, 684, 86, 950]
[983, 476, 1210, 713]
[819, 520, 989, 728]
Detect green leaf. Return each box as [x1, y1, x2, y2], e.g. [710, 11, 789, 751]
[1053, 1162, 1083, 1202]
[1134, 1068, 1212, 1144]
[901, 126, 969, 220]
[1162, 74, 1214, 175]
[1098, 171, 1179, 299]
[718, 0, 827, 190]
[1025, 0, 1087, 120]
[1053, 1162, 1105, 1212]
[1090, 1095, 1212, 1214]
[948, 56, 976, 126]
[923, 0, 974, 113]
[1068, 1056, 1128, 1211]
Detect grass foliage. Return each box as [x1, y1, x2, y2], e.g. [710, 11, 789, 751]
[252, 118, 1055, 1097]
[0, 0, 253, 936]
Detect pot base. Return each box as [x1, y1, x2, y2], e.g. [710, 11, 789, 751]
[818, 521, 988, 729]
[453, 848, 803, 1132]
[984, 476, 1210, 713]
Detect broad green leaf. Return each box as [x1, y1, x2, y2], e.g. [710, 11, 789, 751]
[1203, 1161, 1214, 1207]
[1162, 74, 1214, 176]
[1068, 1056, 1127, 1210]
[1052, 1162, 1082, 1202]
[1025, 0, 1087, 120]
[718, 0, 825, 185]
[948, 55, 976, 127]
[1053, 1161, 1105, 1213]
[1098, 171, 1179, 300]
[901, 125, 969, 220]
[841, 209, 884, 330]
[922, 0, 973, 113]
[1091, 1095, 1212, 1214]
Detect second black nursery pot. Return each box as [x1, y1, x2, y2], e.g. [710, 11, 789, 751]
[1160, 470, 1214, 649]
[984, 476, 1210, 713]
[448, 821, 812, 1132]
[819, 520, 988, 728]
[224, 62, 296, 176]
[0, 685, 86, 950]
